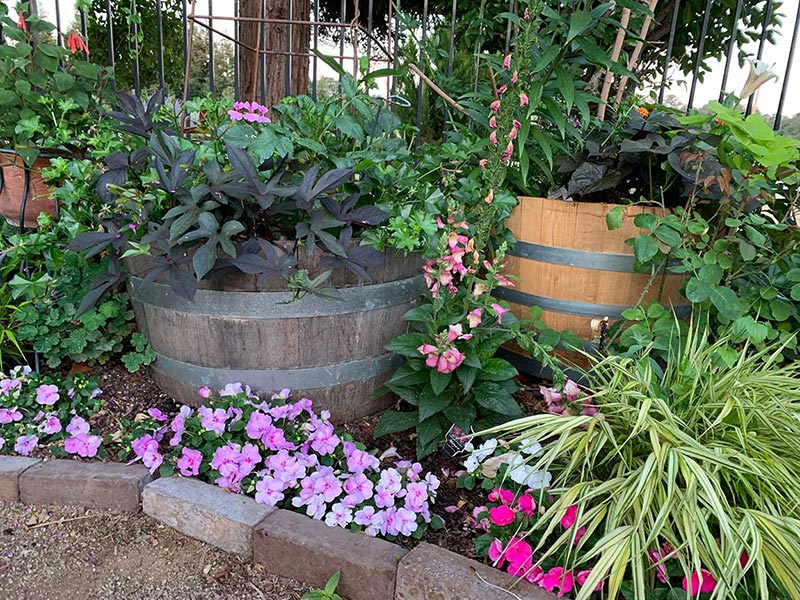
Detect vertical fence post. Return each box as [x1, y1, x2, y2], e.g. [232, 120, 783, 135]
[657, 0, 681, 103]
[746, 0, 774, 116]
[132, 0, 141, 97]
[312, 0, 319, 100]
[416, 0, 428, 137]
[234, 1, 240, 98]
[208, 0, 215, 94]
[719, 0, 743, 101]
[156, 0, 166, 91]
[774, 0, 800, 130]
[286, 0, 293, 97]
[687, 0, 714, 110]
[443, 0, 457, 134]
[105, 0, 117, 93]
[54, 0, 63, 46]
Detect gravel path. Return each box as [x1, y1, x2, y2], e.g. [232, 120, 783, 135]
[0, 501, 310, 600]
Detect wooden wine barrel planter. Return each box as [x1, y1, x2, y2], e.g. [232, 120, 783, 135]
[126, 250, 424, 422]
[0, 151, 58, 228]
[499, 196, 689, 370]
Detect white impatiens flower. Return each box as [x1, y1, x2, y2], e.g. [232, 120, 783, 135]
[519, 438, 543, 456]
[506, 452, 552, 489]
[464, 438, 499, 473]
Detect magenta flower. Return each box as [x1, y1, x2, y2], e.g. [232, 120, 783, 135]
[489, 505, 516, 526]
[66, 415, 90, 436]
[683, 569, 716, 595]
[490, 100, 501, 113]
[503, 54, 512, 69]
[517, 493, 536, 517]
[245, 410, 273, 440]
[576, 569, 603, 591]
[561, 504, 578, 529]
[0, 407, 23, 424]
[488, 488, 514, 504]
[648, 549, 669, 583]
[255, 475, 286, 506]
[198, 385, 211, 399]
[131, 433, 155, 457]
[384, 506, 417, 537]
[64, 433, 102, 458]
[467, 308, 482, 328]
[563, 379, 580, 401]
[343, 472, 374, 506]
[519, 93, 529, 106]
[344, 442, 379, 473]
[14, 434, 38, 456]
[35, 384, 59, 406]
[540, 567, 574, 598]
[177, 447, 203, 477]
[220, 382, 244, 396]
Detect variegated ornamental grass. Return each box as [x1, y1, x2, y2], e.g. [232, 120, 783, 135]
[484, 329, 800, 599]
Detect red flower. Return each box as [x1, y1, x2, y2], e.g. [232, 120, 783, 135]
[561, 504, 578, 528]
[682, 569, 717, 595]
[17, 12, 26, 31]
[67, 31, 89, 55]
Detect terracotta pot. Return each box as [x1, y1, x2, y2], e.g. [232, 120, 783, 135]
[0, 151, 58, 228]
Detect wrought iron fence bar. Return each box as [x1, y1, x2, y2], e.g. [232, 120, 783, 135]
[183, 0, 189, 94]
[472, 0, 487, 95]
[208, 0, 215, 94]
[286, 0, 293, 97]
[313, 0, 319, 100]
[54, 0, 62, 46]
[657, 0, 681, 103]
[746, 0, 774, 116]
[156, 0, 166, 91]
[260, 0, 266, 104]
[79, 9, 88, 59]
[234, 0, 240, 98]
[687, 0, 714, 110]
[504, 0, 514, 55]
[367, 0, 374, 59]
[774, 0, 800, 130]
[391, 0, 401, 101]
[719, 0, 744, 101]
[104, 0, 116, 92]
[339, 0, 347, 81]
[132, 0, 141, 97]
[416, 0, 429, 135]
[443, 0, 458, 134]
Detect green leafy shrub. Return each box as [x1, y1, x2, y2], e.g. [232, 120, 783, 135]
[15, 254, 152, 371]
[483, 328, 800, 599]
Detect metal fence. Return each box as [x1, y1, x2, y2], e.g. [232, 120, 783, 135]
[19, 0, 800, 130]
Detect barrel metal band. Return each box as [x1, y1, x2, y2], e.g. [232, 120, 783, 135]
[509, 241, 636, 272]
[495, 287, 692, 319]
[154, 351, 403, 390]
[128, 275, 425, 319]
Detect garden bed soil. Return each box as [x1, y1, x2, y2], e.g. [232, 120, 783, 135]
[34, 360, 549, 562]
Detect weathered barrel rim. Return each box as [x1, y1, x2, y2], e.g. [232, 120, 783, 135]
[128, 275, 426, 319]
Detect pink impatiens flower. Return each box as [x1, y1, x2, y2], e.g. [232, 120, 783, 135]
[14, 434, 38, 456]
[540, 567, 574, 598]
[0, 407, 23, 424]
[683, 569, 717, 595]
[199, 407, 228, 435]
[576, 569, 603, 591]
[489, 505, 516, 526]
[488, 488, 514, 504]
[35, 384, 59, 406]
[561, 504, 578, 529]
[66, 415, 90, 436]
[0, 378, 22, 395]
[38, 414, 62, 435]
[177, 448, 203, 477]
[64, 433, 102, 458]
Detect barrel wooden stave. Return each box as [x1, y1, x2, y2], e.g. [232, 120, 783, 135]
[504, 196, 689, 361]
[128, 251, 422, 421]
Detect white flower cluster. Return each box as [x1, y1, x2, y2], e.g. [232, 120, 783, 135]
[462, 437, 552, 489]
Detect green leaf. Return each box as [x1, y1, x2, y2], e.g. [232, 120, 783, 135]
[419, 389, 453, 421]
[567, 10, 592, 41]
[374, 410, 419, 437]
[324, 572, 341, 594]
[386, 333, 427, 358]
[606, 206, 625, 231]
[632, 235, 660, 263]
[333, 115, 364, 140]
[685, 278, 711, 303]
[738, 241, 756, 261]
[472, 382, 523, 416]
[444, 402, 477, 431]
[554, 67, 574, 112]
[709, 285, 745, 320]
[477, 358, 518, 382]
[429, 369, 451, 396]
[417, 415, 447, 457]
[455, 365, 478, 393]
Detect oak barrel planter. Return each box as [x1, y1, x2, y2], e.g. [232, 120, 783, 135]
[0, 151, 58, 228]
[499, 196, 689, 369]
[126, 250, 424, 422]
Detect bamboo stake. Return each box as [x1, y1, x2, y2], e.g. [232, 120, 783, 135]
[598, 7, 632, 121]
[614, 0, 660, 107]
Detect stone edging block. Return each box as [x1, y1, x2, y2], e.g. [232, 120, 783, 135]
[18, 459, 153, 512]
[254, 508, 408, 600]
[0, 456, 41, 501]
[395, 541, 553, 600]
[143, 476, 273, 557]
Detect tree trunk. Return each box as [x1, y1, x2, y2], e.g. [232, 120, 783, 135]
[238, 0, 310, 108]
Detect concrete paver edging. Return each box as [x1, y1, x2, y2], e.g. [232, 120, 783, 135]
[0, 456, 552, 599]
